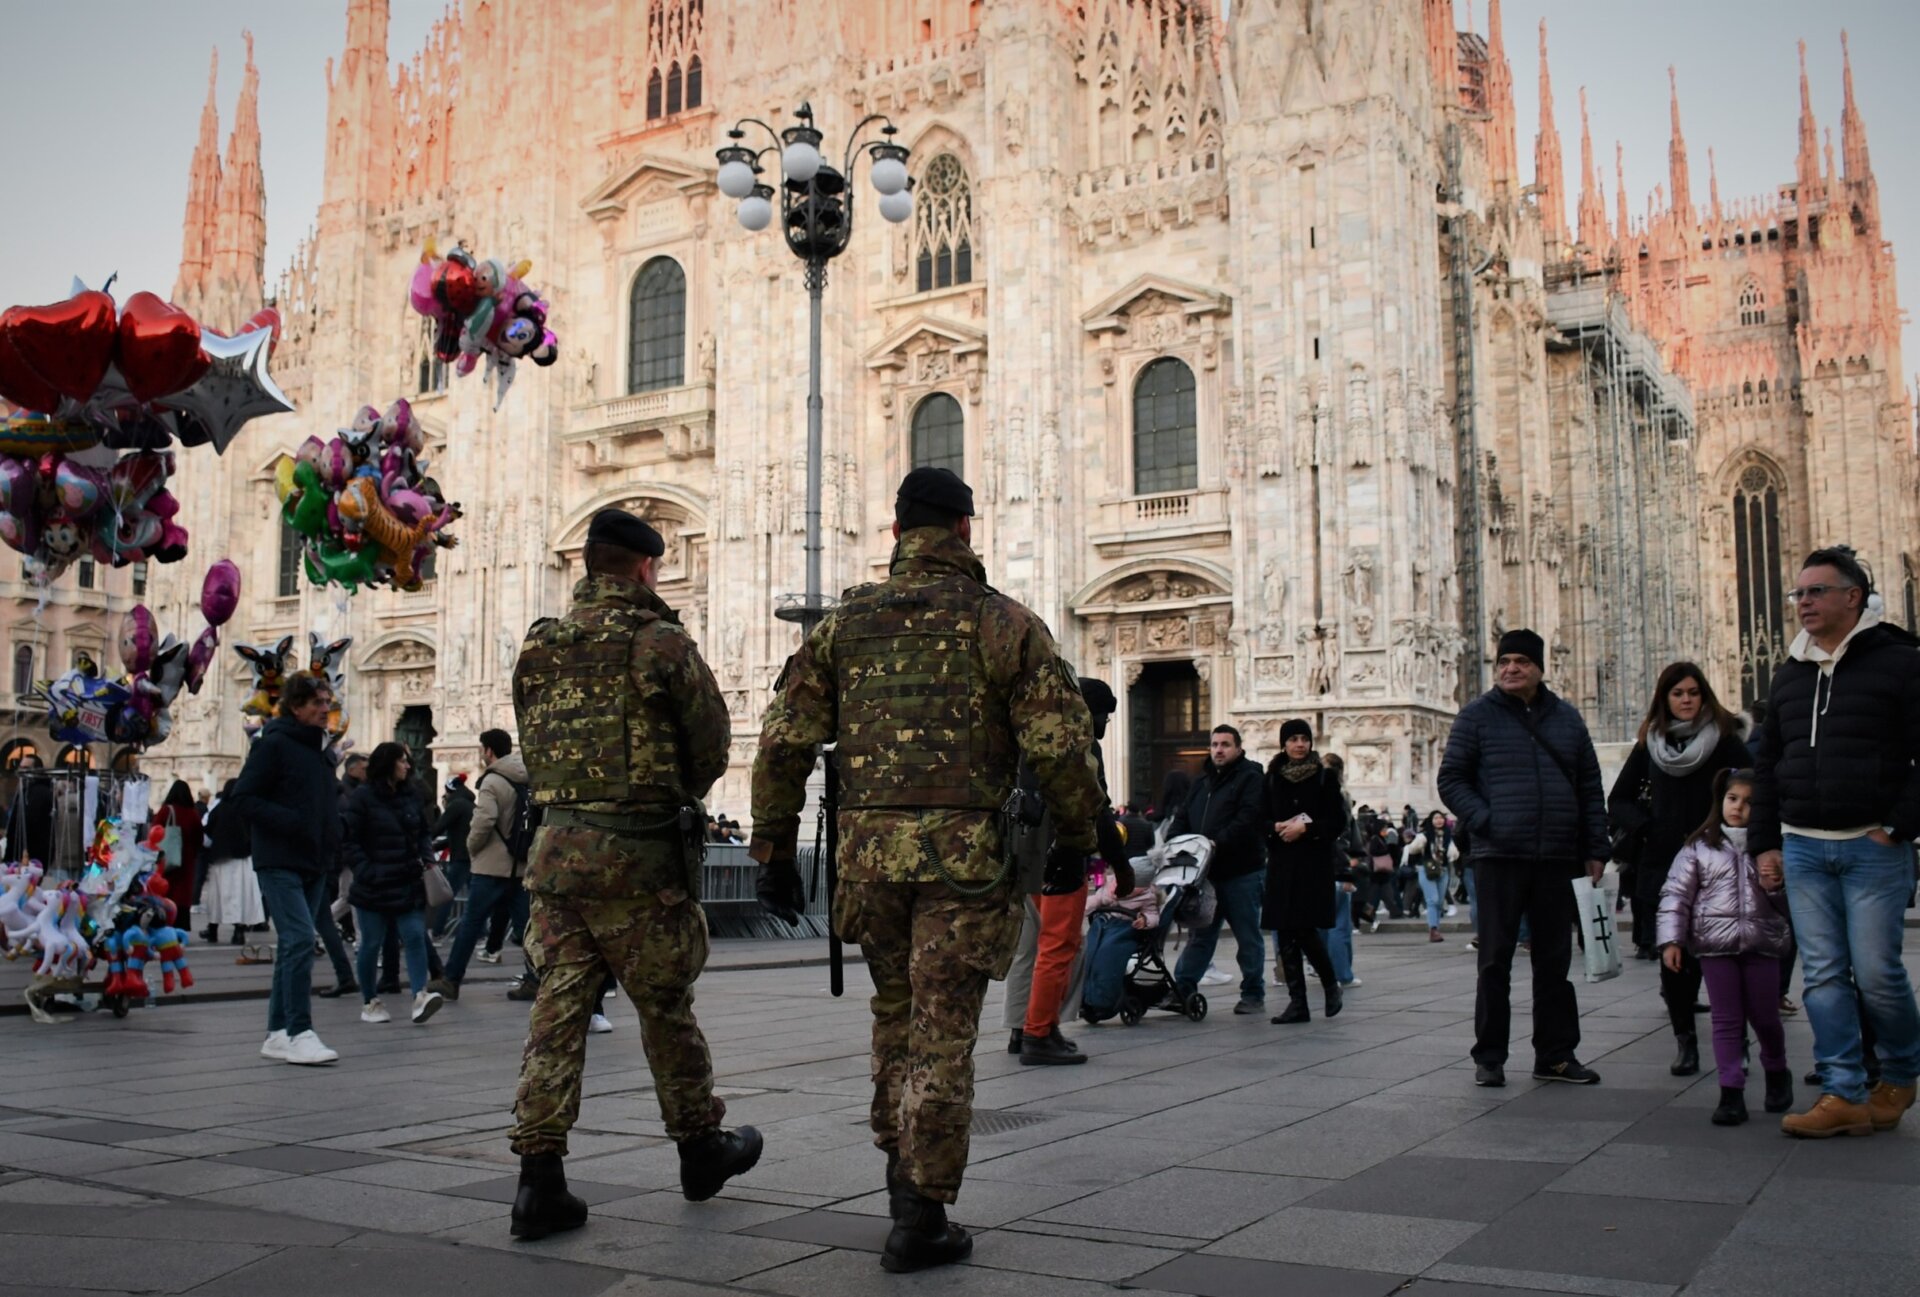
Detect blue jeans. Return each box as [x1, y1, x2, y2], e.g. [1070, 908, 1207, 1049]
[355, 908, 429, 1003]
[1783, 833, 1920, 1101]
[1419, 870, 1447, 929]
[257, 868, 324, 1037]
[1081, 912, 1146, 1021]
[1320, 886, 1355, 984]
[446, 873, 521, 983]
[1175, 868, 1266, 1001]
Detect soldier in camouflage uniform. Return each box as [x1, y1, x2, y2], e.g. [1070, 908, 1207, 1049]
[750, 467, 1105, 1273]
[506, 507, 761, 1240]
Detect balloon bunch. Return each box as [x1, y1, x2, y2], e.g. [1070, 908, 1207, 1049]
[277, 397, 459, 593]
[233, 630, 353, 755]
[30, 559, 239, 748]
[408, 240, 557, 408]
[0, 283, 291, 453]
[0, 446, 188, 582]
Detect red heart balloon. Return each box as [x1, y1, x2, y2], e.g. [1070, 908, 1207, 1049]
[4, 291, 117, 403]
[116, 292, 208, 403]
[0, 308, 65, 412]
[242, 307, 281, 355]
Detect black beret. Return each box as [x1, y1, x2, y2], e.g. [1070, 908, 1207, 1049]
[895, 466, 975, 519]
[1077, 676, 1118, 716]
[586, 507, 664, 557]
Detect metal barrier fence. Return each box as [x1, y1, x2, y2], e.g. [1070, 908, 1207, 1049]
[701, 842, 832, 939]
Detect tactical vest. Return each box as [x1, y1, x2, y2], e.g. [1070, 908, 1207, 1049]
[514, 603, 684, 807]
[833, 572, 1016, 812]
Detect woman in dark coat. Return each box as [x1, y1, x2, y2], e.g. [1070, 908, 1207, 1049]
[1261, 719, 1348, 1025]
[344, 742, 442, 1026]
[152, 780, 202, 923]
[1608, 662, 1752, 1076]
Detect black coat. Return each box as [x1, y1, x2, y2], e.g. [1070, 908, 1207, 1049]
[1261, 757, 1348, 931]
[1438, 685, 1608, 869]
[230, 717, 343, 879]
[203, 796, 252, 864]
[1751, 621, 1920, 854]
[1609, 729, 1753, 910]
[1169, 754, 1268, 880]
[343, 780, 432, 914]
[4, 776, 53, 866]
[433, 786, 476, 863]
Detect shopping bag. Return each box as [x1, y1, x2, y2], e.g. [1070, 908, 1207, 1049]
[1572, 872, 1622, 983]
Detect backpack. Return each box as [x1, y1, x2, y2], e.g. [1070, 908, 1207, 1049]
[486, 771, 541, 863]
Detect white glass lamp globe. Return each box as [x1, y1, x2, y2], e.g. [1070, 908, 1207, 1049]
[738, 194, 774, 231]
[870, 156, 908, 196]
[717, 159, 757, 199]
[878, 189, 914, 224]
[782, 140, 822, 183]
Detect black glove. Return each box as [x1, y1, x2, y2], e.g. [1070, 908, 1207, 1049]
[756, 860, 806, 926]
[1041, 843, 1088, 896]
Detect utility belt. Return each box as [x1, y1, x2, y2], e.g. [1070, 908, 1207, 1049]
[541, 803, 708, 892]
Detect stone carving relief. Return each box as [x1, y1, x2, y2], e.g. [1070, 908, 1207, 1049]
[1038, 415, 1062, 501]
[1346, 365, 1373, 467]
[1298, 621, 1340, 696]
[1003, 91, 1027, 156]
[1347, 743, 1391, 787]
[1256, 375, 1284, 478]
[1143, 616, 1191, 650]
[1385, 370, 1408, 462]
[1004, 406, 1032, 503]
[1115, 570, 1220, 603]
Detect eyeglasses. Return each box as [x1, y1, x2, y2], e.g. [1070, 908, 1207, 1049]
[1784, 583, 1856, 603]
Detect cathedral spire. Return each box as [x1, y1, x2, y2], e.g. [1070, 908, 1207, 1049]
[1576, 87, 1607, 254]
[1796, 38, 1822, 200]
[172, 48, 222, 311]
[1840, 30, 1872, 180]
[1614, 140, 1630, 247]
[1667, 66, 1691, 218]
[1533, 21, 1567, 248]
[1708, 146, 1722, 222]
[1423, 0, 1457, 104]
[1483, 0, 1518, 187]
[210, 30, 265, 332]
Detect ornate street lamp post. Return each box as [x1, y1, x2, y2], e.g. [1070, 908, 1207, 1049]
[716, 102, 912, 630]
[717, 104, 910, 990]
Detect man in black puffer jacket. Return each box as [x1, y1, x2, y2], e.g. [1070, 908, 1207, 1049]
[1169, 725, 1270, 1013]
[1752, 545, 1920, 1139]
[1439, 629, 1607, 1089]
[229, 674, 344, 1067]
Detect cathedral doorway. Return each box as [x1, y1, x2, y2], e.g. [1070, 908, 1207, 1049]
[395, 705, 437, 806]
[1732, 462, 1788, 707]
[1127, 660, 1210, 813]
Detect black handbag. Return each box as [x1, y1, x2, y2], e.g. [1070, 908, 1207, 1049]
[1607, 764, 1653, 868]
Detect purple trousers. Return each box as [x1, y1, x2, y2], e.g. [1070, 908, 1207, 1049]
[1699, 952, 1787, 1087]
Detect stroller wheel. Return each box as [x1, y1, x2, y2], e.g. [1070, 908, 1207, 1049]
[1185, 993, 1208, 1022]
[1119, 1002, 1143, 1027]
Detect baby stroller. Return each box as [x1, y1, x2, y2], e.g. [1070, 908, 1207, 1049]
[1114, 825, 1215, 1025]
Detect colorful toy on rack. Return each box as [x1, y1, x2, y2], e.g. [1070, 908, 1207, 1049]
[0, 860, 46, 954]
[24, 885, 91, 980]
[407, 240, 557, 408]
[275, 397, 460, 592]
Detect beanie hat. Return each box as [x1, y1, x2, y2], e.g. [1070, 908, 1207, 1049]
[1280, 718, 1313, 743]
[1496, 628, 1546, 671]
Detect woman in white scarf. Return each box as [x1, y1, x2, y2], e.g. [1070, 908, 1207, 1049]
[1607, 663, 1754, 1077]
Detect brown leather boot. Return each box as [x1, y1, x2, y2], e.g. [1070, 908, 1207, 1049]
[1780, 1093, 1874, 1139]
[1867, 1081, 1915, 1132]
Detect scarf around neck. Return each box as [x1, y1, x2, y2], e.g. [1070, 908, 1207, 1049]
[1279, 755, 1321, 783]
[1649, 716, 1720, 778]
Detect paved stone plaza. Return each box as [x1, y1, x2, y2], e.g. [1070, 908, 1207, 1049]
[1, 932, 1915, 1297]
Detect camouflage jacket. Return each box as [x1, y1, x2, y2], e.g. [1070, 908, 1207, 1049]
[514, 573, 729, 898]
[751, 527, 1104, 885]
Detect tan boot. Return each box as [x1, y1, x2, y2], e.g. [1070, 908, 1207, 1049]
[1867, 1081, 1916, 1132]
[1780, 1093, 1874, 1139]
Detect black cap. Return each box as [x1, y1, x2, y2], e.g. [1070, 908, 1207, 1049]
[586, 507, 665, 557]
[895, 466, 975, 522]
[1497, 628, 1546, 671]
[1077, 676, 1117, 716]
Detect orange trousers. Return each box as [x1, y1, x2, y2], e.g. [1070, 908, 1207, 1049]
[1025, 885, 1088, 1036]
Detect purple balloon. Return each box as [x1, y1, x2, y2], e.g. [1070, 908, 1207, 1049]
[118, 605, 158, 675]
[200, 558, 241, 626]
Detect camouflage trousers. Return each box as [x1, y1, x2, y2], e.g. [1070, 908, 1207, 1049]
[834, 880, 1022, 1204]
[509, 890, 726, 1156]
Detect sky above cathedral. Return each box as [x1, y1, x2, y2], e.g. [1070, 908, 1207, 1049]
[2, 1, 1916, 380]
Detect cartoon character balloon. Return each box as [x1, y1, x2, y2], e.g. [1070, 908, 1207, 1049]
[408, 241, 557, 408]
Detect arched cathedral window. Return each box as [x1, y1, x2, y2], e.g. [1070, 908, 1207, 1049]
[642, 2, 704, 121]
[913, 155, 974, 293]
[1738, 279, 1766, 327]
[910, 393, 965, 475]
[628, 256, 686, 393]
[1133, 358, 1198, 495]
[1732, 461, 1787, 706]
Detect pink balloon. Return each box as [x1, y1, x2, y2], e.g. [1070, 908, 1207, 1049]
[119, 605, 158, 674]
[186, 626, 219, 693]
[200, 559, 241, 626]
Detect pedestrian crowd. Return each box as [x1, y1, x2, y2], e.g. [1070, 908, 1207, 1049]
[119, 465, 1912, 1275]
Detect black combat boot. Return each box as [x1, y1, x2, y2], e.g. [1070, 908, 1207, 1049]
[1323, 979, 1344, 1019]
[1671, 1033, 1700, 1077]
[1048, 1026, 1081, 1054]
[1711, 1086, 1749, 1126]
[1018, 1031, 1087, 1065]
[881, 1191, 973, 1273]
[884, 1150, 914, 1222]
[678, 1125, 764, 1202]
[510, 1153, 588, 1240]
[1764, 1068, 1795, 1114]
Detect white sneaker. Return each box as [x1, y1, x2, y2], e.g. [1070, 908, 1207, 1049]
[1445, 905, 1458, 917]
[360, 999, 392, 1024]
[411, 989, 444, 1024]
[1465, 939, 1479, 952]
[260, 1030, 290, 1060]
[1341, 977, 1363, 988]
[477, 949, 503, 965]
[588, 1013, 614, 1034]
[1368, 918, 1381, 933]
[283, 1030, 339, 1065]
